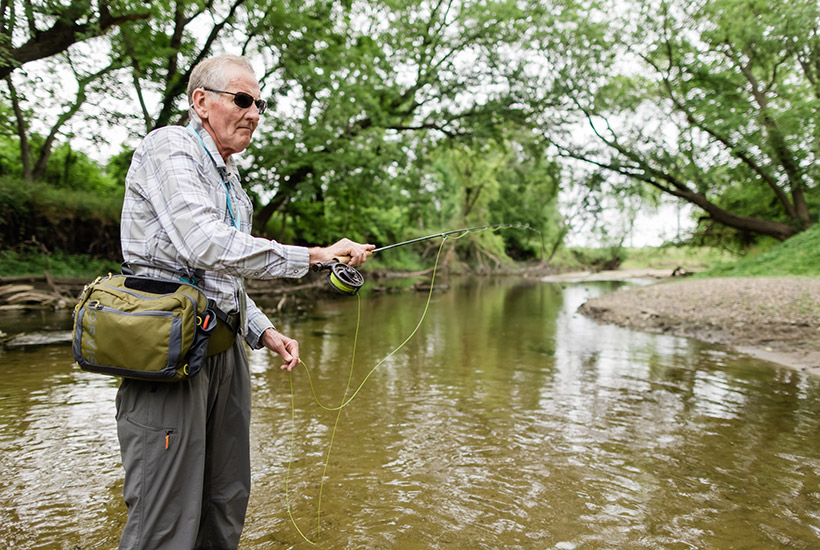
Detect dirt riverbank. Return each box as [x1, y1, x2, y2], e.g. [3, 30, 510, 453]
[576, 275, 820, 376]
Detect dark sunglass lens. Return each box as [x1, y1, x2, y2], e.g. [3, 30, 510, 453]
[233, 92, 254, 109]
[255, 99, 267, 114]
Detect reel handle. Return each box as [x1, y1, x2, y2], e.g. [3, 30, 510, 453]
[311, 257, 348, 272]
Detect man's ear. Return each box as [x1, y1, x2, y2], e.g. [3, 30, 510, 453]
[191, 88, 209, 120]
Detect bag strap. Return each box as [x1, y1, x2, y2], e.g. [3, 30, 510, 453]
[121, 261, 205, 287]
[120, 262, 239, 335]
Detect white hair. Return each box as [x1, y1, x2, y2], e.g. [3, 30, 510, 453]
[187, 55, 256, 104]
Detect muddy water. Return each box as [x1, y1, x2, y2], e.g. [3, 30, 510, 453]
[2, 277, 820, 549]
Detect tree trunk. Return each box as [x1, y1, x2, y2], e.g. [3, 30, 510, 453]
[252, 164, 312, 234]
[6, 76, 32, 181]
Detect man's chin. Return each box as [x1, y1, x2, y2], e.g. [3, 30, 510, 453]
[234, 136, 252, 152]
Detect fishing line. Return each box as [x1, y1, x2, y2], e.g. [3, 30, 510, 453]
[283, 224, 533, 542]
[284, 237, 446, 545]
[285, 292, 362, 544]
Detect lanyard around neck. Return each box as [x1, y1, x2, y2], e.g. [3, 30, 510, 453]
[187, 124, 238, 229]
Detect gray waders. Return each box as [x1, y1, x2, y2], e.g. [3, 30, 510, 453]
[115, 338, 251, 550]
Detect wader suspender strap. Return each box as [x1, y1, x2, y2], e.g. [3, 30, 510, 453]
[186, 124, 247, 335]
[187, 124, 239, 229]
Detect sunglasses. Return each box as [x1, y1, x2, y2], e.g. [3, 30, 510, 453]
[203, 87, 267, 114]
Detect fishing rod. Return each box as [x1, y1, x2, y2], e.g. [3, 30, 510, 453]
[311, 223, 528, 295]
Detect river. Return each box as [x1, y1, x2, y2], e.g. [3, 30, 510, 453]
[1, 276, 819, 549]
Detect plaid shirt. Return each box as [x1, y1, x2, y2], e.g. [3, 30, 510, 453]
[120, 109, 309, 348]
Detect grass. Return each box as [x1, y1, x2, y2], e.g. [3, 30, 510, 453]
[620, 245, 736, 271]
[701, 223, 820, 278]
[0, 248, 120, 278]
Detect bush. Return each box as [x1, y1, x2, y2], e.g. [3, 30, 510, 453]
[568, 246, 625, 271]
[0, 176, 123, 259]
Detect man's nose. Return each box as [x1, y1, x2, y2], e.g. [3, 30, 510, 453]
[246, 105, 261, 121]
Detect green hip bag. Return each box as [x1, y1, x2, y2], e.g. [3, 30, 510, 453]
[72, 273, 239, 382]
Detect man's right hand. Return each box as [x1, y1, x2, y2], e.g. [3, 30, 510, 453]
[309, 238, 374, 268]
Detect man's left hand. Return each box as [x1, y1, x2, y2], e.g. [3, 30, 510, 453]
[260, 327, 300, 371]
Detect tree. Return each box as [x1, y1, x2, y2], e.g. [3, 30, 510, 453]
[6, 59, 118, 181]
[1, 0, 143, 182]
[1, 0, 567, 263]
[244, 0, 548, 240]
[429, 134, 560, 265]
[116, 0, 255, 132]
[0, 0, 258, 183]
[541, 0, 818, 243]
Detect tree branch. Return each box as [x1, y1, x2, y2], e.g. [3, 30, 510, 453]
[640, 43, 798, 220]
[551, 139, 797, 241]
[152, 0, 249, 129]
[0, 5, 150, 79]
[32, 60, 118, 180]
[734, 49, 809, 219]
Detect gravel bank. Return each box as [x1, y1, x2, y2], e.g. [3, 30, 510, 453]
[578, 276, 820, 375]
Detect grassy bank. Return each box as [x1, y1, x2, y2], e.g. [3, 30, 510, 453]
[701, 223, 820, 278]
[0, 177, 123, 260]
[552, 244, 736, 274]
[2, 224, 816, 280]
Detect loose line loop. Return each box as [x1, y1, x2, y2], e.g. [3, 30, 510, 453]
[284, 237, 448, 544]
[284, 225, 517, 543]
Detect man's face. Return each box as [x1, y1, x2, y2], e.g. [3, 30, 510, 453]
[194, 65, 262, 160]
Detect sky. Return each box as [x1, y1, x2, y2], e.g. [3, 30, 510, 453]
[562, 198, 695, 248]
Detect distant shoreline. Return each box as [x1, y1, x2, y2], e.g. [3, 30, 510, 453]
[573, 272, 820, 376]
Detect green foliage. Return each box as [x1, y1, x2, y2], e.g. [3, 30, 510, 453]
[0, 176, 123, 258]
[0, 248, 121, 278]
[41, 143, 120, 192]
[245, 0, 557, 264]
[0, 133, 118, 191]
[105, 147, 136, 187]
[29, 181, 123, 221]
[0, 134, 18, 177]
[0, 176, 123, 225]
[543, 0, 819, 244]
[489, 138, 561, 260]
[566, 246, 626, 271]
[6, 0, 819, 263]
[703, 223, 820, 278]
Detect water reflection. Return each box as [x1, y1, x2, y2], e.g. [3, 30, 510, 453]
[1, 277, 819, 549]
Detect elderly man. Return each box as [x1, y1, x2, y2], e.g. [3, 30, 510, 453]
[116, 54, 373, 550]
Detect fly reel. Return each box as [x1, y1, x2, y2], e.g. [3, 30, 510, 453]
[309, 225, 529, 296]
[312, 259, 364, 296]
